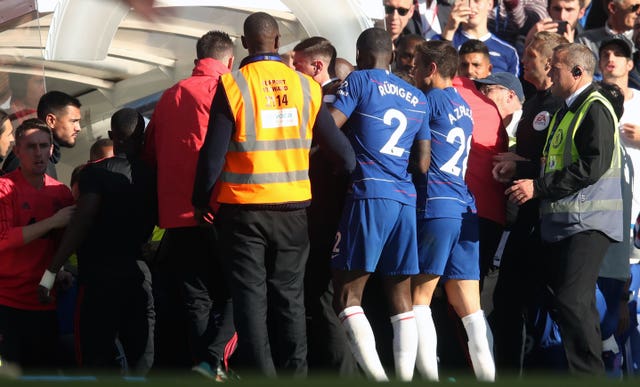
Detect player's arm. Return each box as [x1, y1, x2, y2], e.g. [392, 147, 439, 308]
[411, 139, 431, 174]
[0, 186, 75, 252]
[315, 104, 356, 174]
[329, 106, 348, 129]
[38, 192, 100, 303]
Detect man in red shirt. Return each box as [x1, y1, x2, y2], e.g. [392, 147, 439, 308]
[143, 30, 236, 380]
[0, 118, 74, 369]
[454, 76, 508, 284]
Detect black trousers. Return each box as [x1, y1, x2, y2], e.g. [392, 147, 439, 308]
[78, 261, 155, 375]
[216, 205, 309, 377]
[162, 226, 234, 368]
[546, 230, 611, 376]
[0, 305, 57, 369]
[492, 205, 548, 373]
[305, 204, 357, 375]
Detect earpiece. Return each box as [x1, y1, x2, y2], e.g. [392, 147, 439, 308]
[571, 66, 582, 77]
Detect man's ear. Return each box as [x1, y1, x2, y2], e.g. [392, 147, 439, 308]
[45, 113, 56, 129]
[274, 34, 280, 52]
[241, 36, 247, 49]
[48, 143, 54, 158]
[227, 56, 235, 70]
[315, 60, 324, 75]
[390, 51, 395, 66]
[488, 63, 494, 73]
[108, 130, 113, 140]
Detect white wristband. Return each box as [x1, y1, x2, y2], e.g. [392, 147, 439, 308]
[39, 270, 57, 290]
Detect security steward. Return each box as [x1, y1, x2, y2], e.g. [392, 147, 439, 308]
[506, 43, 622, 376]
[192, 12, 355, 377]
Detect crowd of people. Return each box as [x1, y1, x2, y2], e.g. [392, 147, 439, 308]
[1, 0, 640, 381]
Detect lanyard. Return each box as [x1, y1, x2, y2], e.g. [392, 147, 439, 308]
[240, 55, 282, 68]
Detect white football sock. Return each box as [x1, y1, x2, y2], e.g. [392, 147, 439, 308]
[339, 306, 388, 381]
[602, 334, 620, 353]
[390, 310, 418, 382]
[413, 305, 439, 381]
[461, 310, 496, 382]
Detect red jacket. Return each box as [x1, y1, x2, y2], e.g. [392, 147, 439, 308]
[144, 58, 229, 228]
[0, 170, 73, 310]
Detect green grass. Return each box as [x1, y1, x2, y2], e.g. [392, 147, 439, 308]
[0, 372, 636, 386]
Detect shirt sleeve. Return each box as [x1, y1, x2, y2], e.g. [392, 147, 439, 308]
[331, 72, 361, 119]
[311, 104, 356, 174]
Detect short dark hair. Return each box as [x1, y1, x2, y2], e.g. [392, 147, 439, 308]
[110, 108, 145, 142]
[357, 28, 393, 55]
[294, 37, 337, 64]
[89, 138, 114, 161]
[244, 12, 279, 43]
[196, 30, 234, 60]
[0, 109, 9, 135]
[37, 91, 81, 121]
[14, 118, 52, 145]
[459, 39, 490, 58]
[416, 40, 459, 79]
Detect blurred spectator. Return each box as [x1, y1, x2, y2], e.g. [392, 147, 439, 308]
[524, 0, 589, 48]
[384, 0, 416, 44]
[458, 39, 493, 79]
[9, 74, 46, 126]
[578, 0, 640, 77]
[405, 0, 453, 40]
[441, 0, 520, 75]
[393, 34, 425, 83]
[0, 110, 14, 172]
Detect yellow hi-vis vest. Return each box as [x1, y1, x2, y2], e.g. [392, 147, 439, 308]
[217, 60, 322, 205]
[540, 90, 623, 243]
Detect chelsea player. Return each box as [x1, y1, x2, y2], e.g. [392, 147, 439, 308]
[411, 40, 495, 382]
[329, 28, 431, 381]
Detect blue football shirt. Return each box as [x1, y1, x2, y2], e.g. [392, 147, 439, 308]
[415, 87, 476, 219]
[332, 69, 430, 206]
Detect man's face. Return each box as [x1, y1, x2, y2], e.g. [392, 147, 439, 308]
[599, 44, 633, 79]
[459, 53, 492, 79]
[0, 119, 14, 159]
[13, 128, 52, 176]
[49, 105, 81, 147]
[548, 0, 585, 28]
[549, 50, 575, 98]
[413, 53, 432, 90]
[522, 41, 549, 86]
[467, 0, 493, 29]
[478, 83, 511, 117]
[611, 0, 640, 31]
[292, 52, 317, 78]
[384, 0, 414, 40]
[395, 39, 421, 73]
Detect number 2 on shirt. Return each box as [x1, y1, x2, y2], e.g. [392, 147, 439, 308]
[379, 109, 407, 157]
[440, 127, 472, 177]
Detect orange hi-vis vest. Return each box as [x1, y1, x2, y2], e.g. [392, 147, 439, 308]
[218, 58, 323, 204]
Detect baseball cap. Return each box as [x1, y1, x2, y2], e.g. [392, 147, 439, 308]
[599, 34, 634, 59]
[475, 72, 525, 103]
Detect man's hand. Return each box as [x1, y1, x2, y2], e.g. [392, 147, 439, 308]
[492, 160, 516, 183]
[524, 18, 575, 48]
[38, 285, 53, 305]
[56, 270, 74, 291]
[194, 206, 215, 225]
[49, 205, 76, 229]
[621, 123, 640, 148]
[442, 0, 472, 40]
[505, 179, 535, 205]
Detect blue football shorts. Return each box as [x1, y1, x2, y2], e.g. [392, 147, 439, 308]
[416, 212, 480, 280]
[331, 198, 419, 275]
